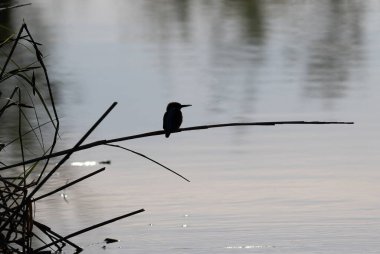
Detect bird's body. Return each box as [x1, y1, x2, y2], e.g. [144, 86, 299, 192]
[163, 102, 191, 138]
[163, 108, 183, 137]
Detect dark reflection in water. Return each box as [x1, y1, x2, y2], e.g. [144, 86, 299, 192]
[112, 0, 365, 115]
[221, 0, 265, 45]
[305, 0, 364, 100]
[204, 0, 266, 116]
[0, 1, 13, 41]
[143, 0, 191, 41]
[136, 0, 265, 44]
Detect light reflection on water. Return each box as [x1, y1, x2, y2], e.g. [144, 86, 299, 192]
[2, 0, 380, 253]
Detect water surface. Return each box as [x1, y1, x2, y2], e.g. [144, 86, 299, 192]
[1, 0, 380, 253]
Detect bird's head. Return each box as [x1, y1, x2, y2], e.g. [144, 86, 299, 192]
[166, 102, 192, 111]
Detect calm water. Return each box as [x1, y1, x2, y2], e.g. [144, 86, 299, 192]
[1, 0, 380, 253]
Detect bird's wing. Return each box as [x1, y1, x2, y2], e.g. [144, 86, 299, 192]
[163, 111, 171, 137]
[163, 111, 168, 130]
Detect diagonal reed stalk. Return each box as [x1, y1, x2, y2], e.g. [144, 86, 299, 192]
[32, 167, 106, 202]
[33, 209, 145, 253]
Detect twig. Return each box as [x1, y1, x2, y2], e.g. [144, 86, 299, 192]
[0, 24, 24, 79]
[32, 167, 106, 202]
[3, 118, 60, 148]
[18, 91, 26, 186]
[105, 144, 190, 182]
[23, 23, 60, 183]
[33, 221, 82, 252]
[0, 120, 354, 171]
[33, 209, 145, 253]
[0, 3, 31, 12]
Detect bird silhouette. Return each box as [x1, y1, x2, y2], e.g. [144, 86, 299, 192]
[163, 102, 191, 138]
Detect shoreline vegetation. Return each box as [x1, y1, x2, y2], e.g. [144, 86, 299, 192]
[0, 20, 353, 254]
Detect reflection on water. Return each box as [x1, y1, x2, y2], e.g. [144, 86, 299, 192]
[304, 1, 364, 100]
[1, 0, 380, 253]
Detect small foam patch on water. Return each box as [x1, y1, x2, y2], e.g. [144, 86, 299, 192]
[71, 161, 97, 166]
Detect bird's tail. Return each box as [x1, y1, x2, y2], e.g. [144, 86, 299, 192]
[165, 132, 170, 138]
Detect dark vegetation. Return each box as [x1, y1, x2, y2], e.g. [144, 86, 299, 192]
[0, 21, 147, 253]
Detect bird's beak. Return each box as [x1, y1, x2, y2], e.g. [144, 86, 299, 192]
[181, 104, 192, 108]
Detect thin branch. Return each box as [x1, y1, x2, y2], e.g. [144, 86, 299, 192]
[32, 167, 106, 202]
[33, 221, 82, 252]
[3, 118, 59, 148]
[0, 86, 19, 118]
[18, 90, 26, 186]
[105, 144, 190, 182]
[33, 209, 145, 253]
[0, 23, 24, 79]
[22, 23, 61, 183]
[0, 3, 31, 12]
[0, 120, 354, 171]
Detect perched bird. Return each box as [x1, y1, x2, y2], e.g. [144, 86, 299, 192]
[163, 102, 191, 138]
